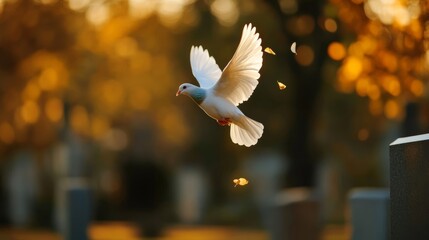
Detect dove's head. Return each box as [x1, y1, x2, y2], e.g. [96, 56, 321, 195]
[176, 83, 206, 104]
[176, 83, 198, 97]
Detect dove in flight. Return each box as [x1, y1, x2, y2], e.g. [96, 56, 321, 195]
[176, 23, 264, 147]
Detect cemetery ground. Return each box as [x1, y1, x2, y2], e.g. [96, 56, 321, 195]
[0, 222, 349, 240]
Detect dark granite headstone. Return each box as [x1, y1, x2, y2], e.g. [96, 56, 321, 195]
[390, 133, 429, 240]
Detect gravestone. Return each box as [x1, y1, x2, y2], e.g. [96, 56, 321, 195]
[349, 188, 390, 240]
[271, 188, 320, 240]
[57, 178, 92, 240]
[390, 133, 429, 240]
[243, 150, 286, 233]
[175, 165, 208, 224]
[4, 150, 37, 227]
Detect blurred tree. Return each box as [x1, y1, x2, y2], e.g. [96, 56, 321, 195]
[0, 0, 193, 158]
[264, 0, 337, 187]
[331, 0, 429, 125]
[264, 0, 429, 187]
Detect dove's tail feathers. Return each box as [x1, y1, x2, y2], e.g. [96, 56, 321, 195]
[230, 116, 263, 147]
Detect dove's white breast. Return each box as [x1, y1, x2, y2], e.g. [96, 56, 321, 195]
[199, 91, 243, 121]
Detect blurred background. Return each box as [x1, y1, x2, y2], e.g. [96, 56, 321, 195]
[0, 0, 428, 239]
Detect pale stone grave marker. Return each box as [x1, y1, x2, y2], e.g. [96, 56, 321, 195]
[349, 188, 390, 240]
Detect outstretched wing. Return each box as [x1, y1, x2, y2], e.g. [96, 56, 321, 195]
[212, 23, 263, 106]
[190, 46, 222, 89]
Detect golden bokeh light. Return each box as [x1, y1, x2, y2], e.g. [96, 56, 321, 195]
[35, 0, 58, 4]
[45, 98, 63, 122]
[394, 5, 411, 27]
[71, 105, 90, 134]
[334, 0, 427, 120]
[86, 2, 110, 26]
[22, 82, 41, 101]
[341, 56, 363, 81]
[279, 0, 298, 14]
[357, 128, 369, 141]
[355, 77, 370, 96]
[68, 0, 90, 11]
[0, 0, 3, 15]
[367, 84, 380, 100]
[328, 42, 346, 61]
[369, 99, 383, 116]
[157, 0, 189, 27]
[38, 68, 59, 91]
[410, 79, 424, 96]
[379, 51, 397, 72]
[102, 128, 128, 151]
[19, 51, 69, 90]
[381, 75, 401, 96]
[356, 36, 377, 55]
[324, 18, 338, 33]
[364, 0, 419, 27]
[409, 19, 422, 40]
[293, 15, 315, 36]
[20, 101, 40, 124]
[115, 37, 138, 58]
[0, 122, 15, 144]
[91, 115, 109, 140]
[210, 0, 239, 27]
[128, 0, 156, 19]
[295, 45, 314, 66]
[384, 99, 400, 119]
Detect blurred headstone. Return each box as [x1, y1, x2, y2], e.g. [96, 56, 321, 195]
[4, 150, 38, 227]
[390, 133, 429, 240]
[243, 150, 286, 232]
[316, 159, 344, 223]
[53, 129, 90, 232]
[57, 178, 91, 240]
[349, 188, 390, 240]
[120, 160, 169, 237]
[175, 165, 208, 224]
[272, 188, 320, 240]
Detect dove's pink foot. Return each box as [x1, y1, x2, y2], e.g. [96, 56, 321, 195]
[217, 118, 231, 126]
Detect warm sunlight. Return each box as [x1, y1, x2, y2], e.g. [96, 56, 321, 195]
[0, 1, 428, 240]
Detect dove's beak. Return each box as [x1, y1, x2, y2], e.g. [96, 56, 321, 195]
[176, 90, 181, 96]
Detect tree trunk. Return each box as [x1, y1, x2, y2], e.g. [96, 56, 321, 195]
[265, 0, 332, 187]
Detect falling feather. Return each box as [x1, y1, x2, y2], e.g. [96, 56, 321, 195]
[291, 42, 297, 55]
[277, 81, 287, 90]
[264, 47, 276, 55]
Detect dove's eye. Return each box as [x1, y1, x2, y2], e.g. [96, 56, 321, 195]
[183, 86, 187, 89]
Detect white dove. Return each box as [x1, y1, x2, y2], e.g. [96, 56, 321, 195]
[176, 23, 264, 147]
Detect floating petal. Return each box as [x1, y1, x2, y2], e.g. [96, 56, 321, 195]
[291, 42, 297, 55]
[233, 179, 239, 187]
[277, 81, 287, 90]
[238, 178, 248, 186]
[264, 47, 276, 55]
[233, 178, 249, 187]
